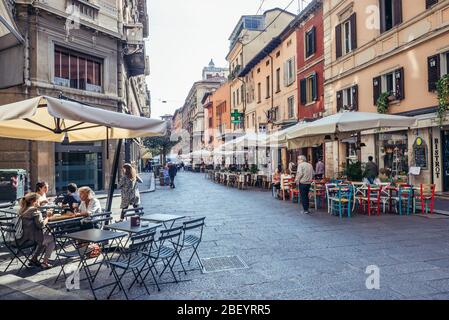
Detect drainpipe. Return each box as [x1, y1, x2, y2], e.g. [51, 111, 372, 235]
[23, 6, 31, 95]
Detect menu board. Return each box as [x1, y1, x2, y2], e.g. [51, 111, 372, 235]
[413, 137, 428, 169]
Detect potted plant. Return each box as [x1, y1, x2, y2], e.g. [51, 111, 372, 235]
[250, 165, 259, 174]
[437, 74, 449, 126]
[345, 160, 363, 181]
[376, 92, 390, 114]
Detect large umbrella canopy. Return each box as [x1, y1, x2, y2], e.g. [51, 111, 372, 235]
[0, 96, 167, 142]
[221, 132, 267, 150]
[265, 123, 305, 147]
[287, 112, 416, 140]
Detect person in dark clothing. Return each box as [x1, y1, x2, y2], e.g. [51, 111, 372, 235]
[168, 162, 178, 188]
[363, 156, 379, 184]
[62, 183, 81, 212]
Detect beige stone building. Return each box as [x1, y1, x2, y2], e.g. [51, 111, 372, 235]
[0, 0, 150, 193]
[323, 0, 449, 191]
[226, 9, 296, 133]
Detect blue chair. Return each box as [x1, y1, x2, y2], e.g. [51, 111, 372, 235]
[329, 184, 353, 219]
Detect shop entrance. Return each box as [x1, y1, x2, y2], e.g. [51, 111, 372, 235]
[441, 130, 449, 191]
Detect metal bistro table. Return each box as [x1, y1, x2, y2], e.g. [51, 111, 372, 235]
[106, 220, 162, 250]
[63, 229, 127, 300]
[140, 214, 186, 229]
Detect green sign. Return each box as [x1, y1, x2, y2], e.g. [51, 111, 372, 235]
[231, 109, 243, 124]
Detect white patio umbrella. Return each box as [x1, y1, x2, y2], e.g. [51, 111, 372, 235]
[0, 96, 166, 141]
[287, 112, 416, 140]
[0, 95, 167, 210]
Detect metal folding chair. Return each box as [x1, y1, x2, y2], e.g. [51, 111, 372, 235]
[142, 226, 183, 286]
[107, 230, 157, 300]
[0, 217, 36, 273]
[123, 207, 145, 220]
[177, 217, 206, 274]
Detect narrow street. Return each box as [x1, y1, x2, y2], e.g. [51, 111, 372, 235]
[3, 171, 449, 300]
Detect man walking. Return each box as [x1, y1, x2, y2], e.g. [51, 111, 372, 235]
[295, 155, 314, 214]
[363, 156, 379, 184]
[168, 162, 178, 188]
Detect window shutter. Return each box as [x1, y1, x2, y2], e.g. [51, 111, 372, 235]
[350, 13, 357, 50]
[426, 0, 438, 9]
[291, 58, 296, 85]
[379, 0, 386, 33]
[394, 0, 403, 26]
[373, 76, 382, 106]
[335, 24, 342, 59]
[312, 73, 318, 101]
[300, 79, 307, 105]
[283, 61, 288, 86]
[336, 90, 343, 112]
[427, 54, 440, 92]
[395, 67, 405, 100]
[351, 85, 359, 111]
[311, 27, 316, 55]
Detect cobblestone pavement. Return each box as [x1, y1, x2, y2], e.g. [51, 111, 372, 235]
[2, 171, 449, 300]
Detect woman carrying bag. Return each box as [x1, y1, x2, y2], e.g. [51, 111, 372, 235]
[119, 163, 143, 221]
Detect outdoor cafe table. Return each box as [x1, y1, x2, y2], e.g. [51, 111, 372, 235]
[105, 220, 162, 250]
[140, 214, 186, 229]
[63, 229, 127, 300]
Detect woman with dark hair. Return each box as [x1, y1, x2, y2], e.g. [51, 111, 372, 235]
[35, 181, 50, 206]
[119, 163, 143, 221]
[18, 193, 55, 269]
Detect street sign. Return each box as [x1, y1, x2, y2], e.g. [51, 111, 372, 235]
[231, 109, 243, 124]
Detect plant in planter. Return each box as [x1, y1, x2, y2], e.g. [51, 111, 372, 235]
[436, 74, 449, 126]
[376, 92, 390, 114]
[250, 165, 259, 174]
[345, 160, 363, 181]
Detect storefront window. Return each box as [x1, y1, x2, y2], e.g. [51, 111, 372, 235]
[377, 131, 409, 178]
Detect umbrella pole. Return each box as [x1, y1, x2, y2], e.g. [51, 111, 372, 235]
[106, 139, 123, 212]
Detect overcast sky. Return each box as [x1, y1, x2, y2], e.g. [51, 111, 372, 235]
[146, 0, 311, 119]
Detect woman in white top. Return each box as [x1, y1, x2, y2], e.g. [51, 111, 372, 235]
[36, 181, 50, 206]
[77, 186, 102, 217]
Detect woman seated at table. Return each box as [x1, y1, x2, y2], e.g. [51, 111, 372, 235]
[76, 187, 102, 217]
[18, 193, 55, 269]
[36, 181, 51, 206]
[74, 187, 101, 230]
[272, 169, 281, 195]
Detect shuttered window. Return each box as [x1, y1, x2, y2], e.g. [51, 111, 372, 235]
[336, 85, 358, 112]
[336, 13, 357, 58]
[305, 27, 316, 58]
[426, 0, 438, 9]
[300, 73, 318, 105]
[427, 55, 440, 91]
[372, 68, 405, 106]
[380, 0, 402, 33]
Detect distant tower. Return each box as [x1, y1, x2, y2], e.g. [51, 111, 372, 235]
[202, 59, 229, 80]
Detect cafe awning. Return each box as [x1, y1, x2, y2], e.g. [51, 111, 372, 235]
[0, 0, 24, 51]
[287, 112, 416, 139]
[0, 96, 167, 142]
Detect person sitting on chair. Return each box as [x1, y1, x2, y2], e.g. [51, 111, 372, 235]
[272, 169, 281, 198]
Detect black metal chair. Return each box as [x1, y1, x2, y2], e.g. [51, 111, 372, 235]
[107, 230, 157, 300]
[49, 219, 84, 283]
[90, 211, 113, 229]
[177, 217, 206, 273]
[142, 226, 183, 286]
[0, 216, 36, 273]
[123, 207, 145, 220]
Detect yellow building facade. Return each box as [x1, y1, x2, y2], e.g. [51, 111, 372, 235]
[323, 0, 449, 191]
